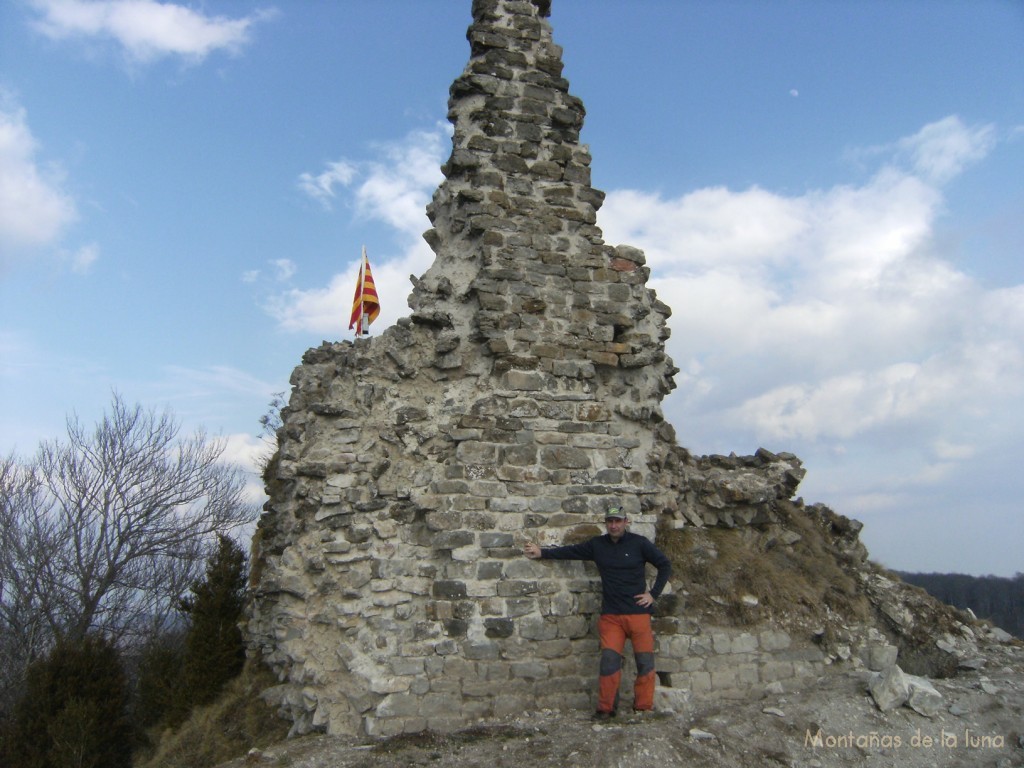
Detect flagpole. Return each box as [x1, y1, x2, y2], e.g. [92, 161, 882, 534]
[349, 244, 378, 338]
[359, 246, 368, 336]
[356, 243, 364, 333]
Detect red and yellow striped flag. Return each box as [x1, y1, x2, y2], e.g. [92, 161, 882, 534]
[348, 246, 380, 335]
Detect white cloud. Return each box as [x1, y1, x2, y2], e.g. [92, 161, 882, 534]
[271, 258, 296, 281]
[267, 242, 433, 335]
[933, 440, 975, 461]
[159, 363, 278, 401]
[603, 186, 808, 270]
[28, 0, 273, 64]
[276, 128, 447, 333]
[241, 262, 299, 290]
[0, 329, 33, 382]
[356, 128, 448, 236]
[599, 115, 1021, 494]
[0, 102, 77, 259]
[297, 127, 447, 232]
[898, 115, 996, 184]
[220, 432, 270, 503]
[297, 160, 357, 208]
[67, 242, 99, 273]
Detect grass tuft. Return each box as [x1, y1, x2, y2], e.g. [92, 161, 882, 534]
[134, 661, 289, 768]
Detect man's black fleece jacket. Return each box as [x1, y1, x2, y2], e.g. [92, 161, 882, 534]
[540, 531, 672, 615]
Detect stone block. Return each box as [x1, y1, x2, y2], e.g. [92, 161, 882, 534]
[484, 617, 514, 638]
[706, 654, 745, 672]
[441, 656, 475, 679]
[548, 591, 576, 616]
[497, 580, 539, 597]
[519, 615, 558, 641]
[450, 496, 488, 511]
[426, 511, 463, 531]
[455, 441, 497, 464]
[758, 630, 791, 652]
[534, 638, 573, 658]
[468, 480, 509, 498]
[687, 672, 713, 693]
[736, 664, 760, 686]
[504, 370, 546, 390]
[732, 633, 759, 654]
[576, 403, 611, 421]
[433, 530, 476, 549]
[502, 559, 544, 579]
[505, 597, 539, 617]
[492, 695, 529, 718]
[432, 580, 468, 599]
[540, 446, 591, 469]
[906, 674, 944, 717]
[779, 647, 825, 663]
[479, 532, 515, 548]
[476, 561, 504, 580]
[511, 661, 550, 679]
[364, 716, 405, 738]
[759, 661, 795, 682]
[710, 669, 738, 689]
[464, 642, 500, 660]
[454, 548, 489, 565]
[502, 444, 538, 465]
[869, 665, 909, 711]
[662, 636, 691, 657]
[711, 633, 732, 654]
[861, 643, 898, 671]
[556, 615, 590, 638]
[375, 692, 419, 717]
[461, 678, 497, 697]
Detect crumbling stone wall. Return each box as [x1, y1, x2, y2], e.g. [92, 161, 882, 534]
[246, 0, 839, 738]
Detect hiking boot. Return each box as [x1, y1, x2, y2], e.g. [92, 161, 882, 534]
[592, 710, 616, 721]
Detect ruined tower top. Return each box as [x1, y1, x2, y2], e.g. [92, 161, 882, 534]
[410, 0, 676, 410]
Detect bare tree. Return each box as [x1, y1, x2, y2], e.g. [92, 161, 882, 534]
[0, 456, 58, 699]
[0, 394, 258, 710]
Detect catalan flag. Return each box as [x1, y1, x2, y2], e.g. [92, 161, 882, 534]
[348, 246, 380, 335]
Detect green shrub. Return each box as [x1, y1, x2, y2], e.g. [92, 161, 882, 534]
[134, 632, 186, 730]
[133, 662, 289, 768]
[177, 535, 248, 717]
[3, 634, 133, 768]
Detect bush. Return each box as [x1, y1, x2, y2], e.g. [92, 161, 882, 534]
[133, 662, 289, 768]
[3, 634, 133, 768]
[135, 631, 187, 730]
[177, 535, 248, 716]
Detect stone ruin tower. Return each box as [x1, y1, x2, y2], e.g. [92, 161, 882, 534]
[247, 0, 810, 737]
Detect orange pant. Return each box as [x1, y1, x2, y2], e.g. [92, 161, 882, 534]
[597, 613, 656, 713]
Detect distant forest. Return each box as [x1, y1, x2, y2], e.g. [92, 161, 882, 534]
[897, 571, 1024, 640]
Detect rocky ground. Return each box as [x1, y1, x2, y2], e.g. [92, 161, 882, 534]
[224, 641, 1023, 768]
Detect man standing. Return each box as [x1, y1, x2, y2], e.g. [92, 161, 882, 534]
[523, 507, 672, 719]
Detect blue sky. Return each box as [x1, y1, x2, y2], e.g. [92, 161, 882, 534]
[1, 0, 1022, 576]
